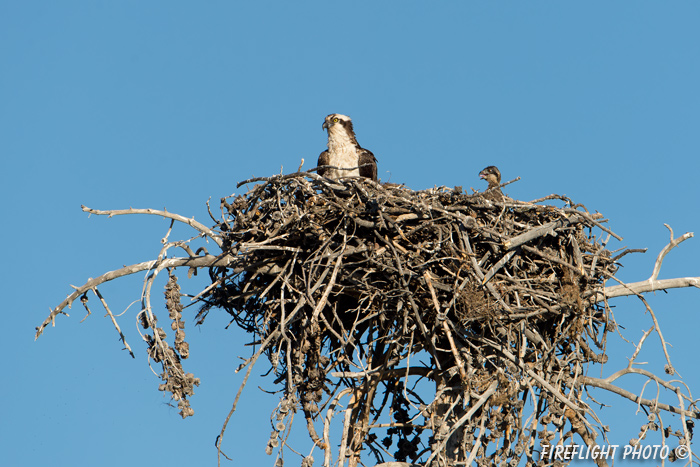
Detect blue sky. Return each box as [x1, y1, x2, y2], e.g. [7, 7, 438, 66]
[2, 2, 699, 466]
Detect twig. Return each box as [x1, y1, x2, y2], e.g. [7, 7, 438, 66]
[92, 287, 135, 358]
[521, 244, 581, 275]
[312, 242, 346, 323]
[423, 271, 467, 380]
[323, 389, 353, 467]
[637, 295, 675, 375]
[579, 375, 698, 419]
[338, 391, 356, 467]
[650, 225, 694, 281]
[216, 329, 282, 467]
[481, 250, 517, 285]
[503, 219, 570, 250]
[425, 380, 499, 466]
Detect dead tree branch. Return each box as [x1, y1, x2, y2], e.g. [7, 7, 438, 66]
[601, 228, 698, 300]
[82, 205, 223, 247]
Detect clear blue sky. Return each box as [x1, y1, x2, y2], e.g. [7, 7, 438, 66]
[2, 2, 699, 466]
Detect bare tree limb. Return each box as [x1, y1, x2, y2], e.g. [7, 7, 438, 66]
[601, 276, 700, 299]
[35, 254, 233, 339]
[580, 375, 698, 419]
[651, 225, 693, 281]
[82, 205, 223, 247]
[599, 228, 698, 300]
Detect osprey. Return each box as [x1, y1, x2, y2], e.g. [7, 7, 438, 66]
[318, 114, 377, 181]
[479, 165, 504, 201]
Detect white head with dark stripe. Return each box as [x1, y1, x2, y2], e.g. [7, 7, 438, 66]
[322, 114, 358, 147]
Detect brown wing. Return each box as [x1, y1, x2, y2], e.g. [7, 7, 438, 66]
[317, 150, 330, 177]
[483, 188, 504, 202]
[358, 148, 377, 182]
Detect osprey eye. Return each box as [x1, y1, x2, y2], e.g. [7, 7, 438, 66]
[333, 118, 339, 123]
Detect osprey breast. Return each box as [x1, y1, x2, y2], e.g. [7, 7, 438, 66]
[327, 141, 360, 179]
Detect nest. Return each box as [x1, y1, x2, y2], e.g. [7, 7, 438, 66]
[35, 166, 698, 465]
[194, 173, 620, 464]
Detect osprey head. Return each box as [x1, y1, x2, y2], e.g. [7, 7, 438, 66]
[479, 166, 501, 187]
[322, 113, 353, 133]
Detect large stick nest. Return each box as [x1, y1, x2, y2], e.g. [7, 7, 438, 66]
[194, 173, 621, 464]
[204, 174, 615, 343]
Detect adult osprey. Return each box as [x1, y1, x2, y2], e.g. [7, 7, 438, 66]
[318, 114, 377, 181]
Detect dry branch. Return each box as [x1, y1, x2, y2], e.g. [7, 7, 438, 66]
[603, 276, 700, 299]
[35, 254, 231, 339]
[601, 228, 698, 299]
[82, 205, 223, 247]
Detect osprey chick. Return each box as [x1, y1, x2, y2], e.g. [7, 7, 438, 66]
[479, 165, 504, 201]
[318, 114, 377, 181]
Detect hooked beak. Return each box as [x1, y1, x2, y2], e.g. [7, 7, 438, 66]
[322, 121, 329, 131]
[479, 171, 486, 179]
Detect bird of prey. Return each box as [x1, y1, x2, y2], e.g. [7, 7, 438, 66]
[479, 165, 504, 201]
[318, 114, 377, 181]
